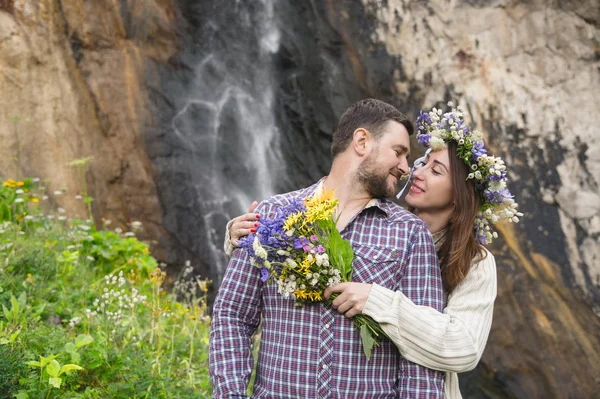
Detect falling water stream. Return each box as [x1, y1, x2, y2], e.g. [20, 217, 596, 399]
[154, 0, 284, 282]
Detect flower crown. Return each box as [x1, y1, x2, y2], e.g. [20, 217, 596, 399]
[415, 102, 522, 245]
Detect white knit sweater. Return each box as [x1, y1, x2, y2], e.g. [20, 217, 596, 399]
[224, 224, 497, 399]
[362, 232, 497, 399]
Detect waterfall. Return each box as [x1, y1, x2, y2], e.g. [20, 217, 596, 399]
[156, 0, 283, 282]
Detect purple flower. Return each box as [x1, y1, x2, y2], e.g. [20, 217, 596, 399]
[260, 267, 269, 282]
[310, 235, 318, 242]
[416, 111, 431, 132]
[417, 134, 431, 146]
[484, 188, 513, 205]
[471, 141, 487, 158]
[315, 245, 325, 254]
[294, 236, 312, 252]
[486, 170, 506, 182]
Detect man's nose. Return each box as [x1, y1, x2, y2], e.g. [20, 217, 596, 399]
[398, 157, 409, 175]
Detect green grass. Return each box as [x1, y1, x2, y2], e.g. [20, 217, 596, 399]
[0, 178, 212, 398]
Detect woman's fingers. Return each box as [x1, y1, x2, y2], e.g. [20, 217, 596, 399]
[230, 208, 261, 247]
[327, 283, 372, 319]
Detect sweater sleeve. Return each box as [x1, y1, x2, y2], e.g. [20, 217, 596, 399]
[362, 249, 497, 373]
[223, 219, 234, 257]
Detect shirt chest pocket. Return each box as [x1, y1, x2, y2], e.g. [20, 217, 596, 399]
[351, 245, 403, 290]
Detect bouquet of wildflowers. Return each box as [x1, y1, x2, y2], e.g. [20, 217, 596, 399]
[239, 189, 387, 359]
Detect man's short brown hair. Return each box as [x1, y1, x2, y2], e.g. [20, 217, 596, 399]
[331, 99, 414, 158]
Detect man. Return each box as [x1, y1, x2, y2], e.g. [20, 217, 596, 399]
[209, 99, 445, 398]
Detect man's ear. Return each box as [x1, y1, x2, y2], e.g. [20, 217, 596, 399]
[352, 128, 370, 156]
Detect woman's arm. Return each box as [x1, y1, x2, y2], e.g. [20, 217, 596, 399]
[223, 201, 260, 257]
[362, 250, 497, 373]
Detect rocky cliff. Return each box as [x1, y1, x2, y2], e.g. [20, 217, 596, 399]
[0, 0, 598, 397]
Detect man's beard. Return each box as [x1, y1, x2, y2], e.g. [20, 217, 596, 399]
[356, 152, 399, 198]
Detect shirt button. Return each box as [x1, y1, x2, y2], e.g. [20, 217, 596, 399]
[322, 364, 328, 370]
[324, 323, 331, 329]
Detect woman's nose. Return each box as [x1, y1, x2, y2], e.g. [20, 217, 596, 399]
[412, 166, 424, 180]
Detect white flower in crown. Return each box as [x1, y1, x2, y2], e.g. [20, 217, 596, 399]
[430, 136, 447, 151]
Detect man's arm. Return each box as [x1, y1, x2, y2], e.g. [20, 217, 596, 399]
[209, 235, 263, 398]
[396, 223, 445, 398]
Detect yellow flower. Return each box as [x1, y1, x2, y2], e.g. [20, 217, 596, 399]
[309, 291, 322, 301]
[3, 179, 16, 188]
[283, 212, 302, 231]
[294, 289, 308, 299]
[303, 189, 337, 225]
[16, 181, 24, 187]
[31, 197, 39, 203]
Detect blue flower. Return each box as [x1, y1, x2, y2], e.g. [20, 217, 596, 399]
[471, 141, 487, 158]
[417, 134, 431, 146]
[484, 188, 513, 205]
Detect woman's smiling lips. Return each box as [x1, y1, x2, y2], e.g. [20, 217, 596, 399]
[409, 183, 425, 194]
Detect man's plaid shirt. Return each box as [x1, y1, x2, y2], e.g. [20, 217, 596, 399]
[210, 181, 445, 398]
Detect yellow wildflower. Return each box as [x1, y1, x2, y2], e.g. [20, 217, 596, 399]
[16, 181, 24, 187]
[303, 189, 337, 225]
[283, 212, 302, 231]
[309, 291, 322, 301]
[3, 179, 16, 188]
[31, 197, 39, 203]
[294, 289, 307, 300]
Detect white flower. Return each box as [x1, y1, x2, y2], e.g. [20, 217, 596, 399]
[124, 232, 135, 237]
[474, 171, 482, 180]
[54, 190, 62, 196]
[14, 198, 24, 203]
[58, 216, 67, 221]
[131, 221, 142, 229]
[252, 237, 268, 260]
[429, 137, 447, 151]
[15, 189, 24, 194]
[42, 195, 49, 200]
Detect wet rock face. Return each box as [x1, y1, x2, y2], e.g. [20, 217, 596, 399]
[1, 0, 599, 397]
[359, 0, 600, 397]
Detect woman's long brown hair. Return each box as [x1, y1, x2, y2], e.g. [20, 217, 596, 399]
[437, 142, 487, 294]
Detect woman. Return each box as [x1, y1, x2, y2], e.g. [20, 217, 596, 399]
[223, 104, 521, 399]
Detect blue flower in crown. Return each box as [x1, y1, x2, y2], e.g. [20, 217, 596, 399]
[415, 101, 523, 245]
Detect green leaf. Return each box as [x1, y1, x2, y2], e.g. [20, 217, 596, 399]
[39, 354, 57, 368]
[2, 304, 10, 321]
[64, 342, 76, 353]
[70, 351, 81, 364]
[26, 361, 41, 368]
[46, 359, 60, 377]
[360, 325, 375, 361]
[10, 295, 18, 319]
[13, 390, 29, 399]
[17, 291, 26, 310]
[75, 334, 94, 349]
[59, 364, 84, 376]
[48, 377, 62, 389]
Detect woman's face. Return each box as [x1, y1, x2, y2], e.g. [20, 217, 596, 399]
[405, 148, 454, 213]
